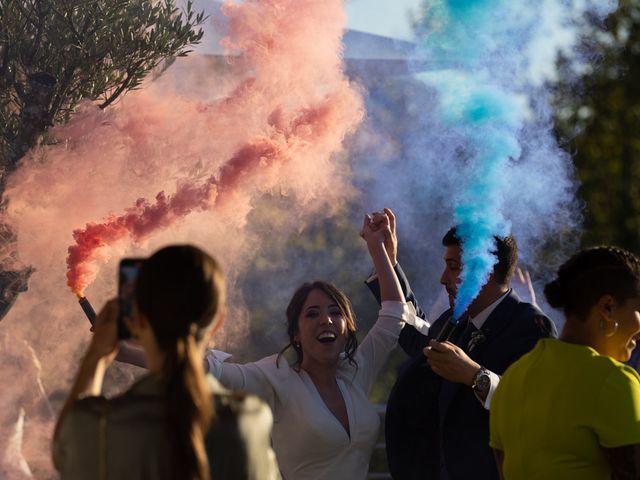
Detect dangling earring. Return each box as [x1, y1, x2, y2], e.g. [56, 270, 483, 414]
[600, 318, 619, 337]
[294, 340, 301, 349]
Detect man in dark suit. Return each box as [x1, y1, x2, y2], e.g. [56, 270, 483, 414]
[366, 209, 557, 480]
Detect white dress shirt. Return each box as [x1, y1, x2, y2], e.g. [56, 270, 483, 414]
[467, 289, 510, 410]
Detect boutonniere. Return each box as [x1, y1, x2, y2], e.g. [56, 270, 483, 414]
[468, 329, 488, 351]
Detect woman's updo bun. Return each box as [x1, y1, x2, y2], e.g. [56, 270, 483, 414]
[544, 246, 640, 320]
[543, 279, 566, 309]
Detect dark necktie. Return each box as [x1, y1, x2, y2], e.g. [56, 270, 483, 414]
[456, 316, 478, 353]
[448, 313, 470, 345]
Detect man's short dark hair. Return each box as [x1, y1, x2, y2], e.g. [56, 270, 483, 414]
[442, 227, 518, 285]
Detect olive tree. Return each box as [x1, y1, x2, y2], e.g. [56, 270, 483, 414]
[0, 0, 205, 318]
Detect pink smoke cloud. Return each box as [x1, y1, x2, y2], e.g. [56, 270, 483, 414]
[57, 0, 363, 296]
[2, 0, 363, 475]
[56, 0, 362, 295]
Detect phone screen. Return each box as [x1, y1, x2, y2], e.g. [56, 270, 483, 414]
[118, 258, 145, 340]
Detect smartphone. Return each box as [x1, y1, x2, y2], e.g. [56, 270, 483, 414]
[118, 258, 145, 340]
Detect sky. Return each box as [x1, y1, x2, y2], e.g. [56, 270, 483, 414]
[345, 0, 422, 40]
[190, 0, 423, 55]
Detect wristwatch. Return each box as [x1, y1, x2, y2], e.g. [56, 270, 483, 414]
[471, 367, 491, 394]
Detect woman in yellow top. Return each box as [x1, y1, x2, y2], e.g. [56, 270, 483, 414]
[490, 246, 640, 479]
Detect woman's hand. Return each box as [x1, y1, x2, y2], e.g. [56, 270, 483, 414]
[54, 300, 120, 444]
[87, 299, 120, 365]
[361, 212, 390, 248]
[361, 211, 404, 303]
[371, 208, 397, 265]
[510, 268, 537, 306]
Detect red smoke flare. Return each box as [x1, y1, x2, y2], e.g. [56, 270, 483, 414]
[66, 94, 353, 295]
[66, 176, 218, 295]
[64, 0, 363, 296]
[66, 137, 284, 295]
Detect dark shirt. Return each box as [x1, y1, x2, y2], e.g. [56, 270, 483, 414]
[54, 374, 280, 480]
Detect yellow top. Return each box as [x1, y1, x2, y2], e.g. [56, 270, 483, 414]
[490, 338, 640, 480]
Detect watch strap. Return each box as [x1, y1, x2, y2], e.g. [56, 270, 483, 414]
[472, 367, 490, 392]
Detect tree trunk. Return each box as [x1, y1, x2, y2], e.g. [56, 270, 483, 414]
[1, 72, 56, 192]
[0, 73, 53, 321]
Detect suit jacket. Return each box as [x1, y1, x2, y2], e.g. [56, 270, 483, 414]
[368, 263, 557, 480]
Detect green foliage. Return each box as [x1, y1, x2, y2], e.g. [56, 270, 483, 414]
[554, 0, 640, 251]
[0, 0, 204, 177]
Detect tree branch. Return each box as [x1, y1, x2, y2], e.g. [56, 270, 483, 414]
[98, 59, 146, 109]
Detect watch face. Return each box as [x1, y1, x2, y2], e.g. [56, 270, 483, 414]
[476, 374, 491, 390]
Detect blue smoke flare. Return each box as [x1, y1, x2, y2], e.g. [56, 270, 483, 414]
[414, 0, 617, 319]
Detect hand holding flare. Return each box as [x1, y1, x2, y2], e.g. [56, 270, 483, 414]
[424, 339, 481, 387]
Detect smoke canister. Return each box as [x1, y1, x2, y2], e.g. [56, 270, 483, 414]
[78, 296, 97, 325]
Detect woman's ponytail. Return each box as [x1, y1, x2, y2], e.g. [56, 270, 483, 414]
[135, 245, 226, 479]
[163, 334, 213, 480]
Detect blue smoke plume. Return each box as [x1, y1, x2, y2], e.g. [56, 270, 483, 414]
[412, 0, 618, 319]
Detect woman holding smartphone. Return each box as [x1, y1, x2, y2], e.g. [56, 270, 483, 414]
[205, 213, 413, 479]
[53, 245, 279, 480]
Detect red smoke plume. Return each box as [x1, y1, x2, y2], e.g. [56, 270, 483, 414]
[67, 0, 362, 295]
[65, 0, 363, 294]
